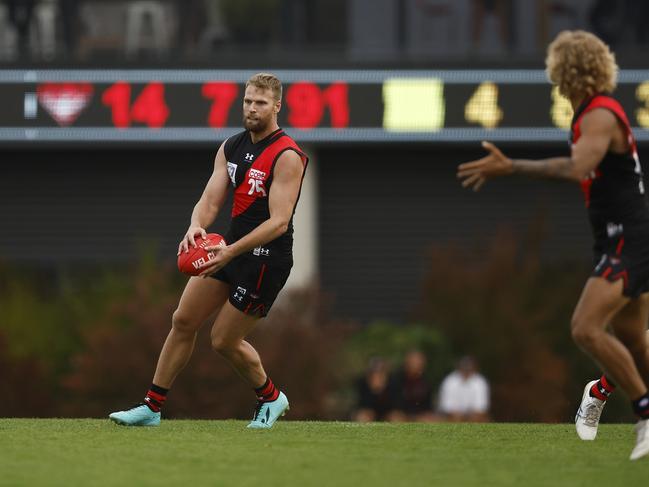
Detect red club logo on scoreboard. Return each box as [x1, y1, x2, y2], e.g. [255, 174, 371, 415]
[37, 83, 94, 126]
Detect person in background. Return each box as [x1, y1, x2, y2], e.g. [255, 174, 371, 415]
[7, 0, 35, 57]
[353, 358, 394, 422]
[438, 356, 490, 422]
[470, 0, 511, 51]
[173, 0, 207, 57]
[59, 0, 80, 59]
[389, 350, 436, 422]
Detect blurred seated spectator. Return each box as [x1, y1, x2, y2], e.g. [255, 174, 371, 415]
[388, 349, 436, 422]
[353, 357, 394, 422]
[7, 0, 35, 57]
[59, 0, 80, 59]
[77, 2, 126, 60]
[589, 0, 625, 46]
[438, 356, 490, 422]
[0, 2, 17, 60]
[125, 1, 171, 59]
[199, 0, 228, 53]
[590, 0, 649, 47]
[626, 0, 649, 45]
[173, 0, 207, 57]
[32, 0, 57, 60]
[470, 0, 511, 51]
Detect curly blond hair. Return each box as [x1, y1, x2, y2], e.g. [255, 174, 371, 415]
[246, 73, 282, 101]
[545, 30, 618, 101]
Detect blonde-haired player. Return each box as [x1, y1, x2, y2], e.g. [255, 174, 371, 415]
[110, 73, 308, 428]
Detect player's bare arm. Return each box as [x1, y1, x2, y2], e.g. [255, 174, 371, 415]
[178, 141, 230, 254]
[457, 108, 620, 191]
[198, 150, 304, 276]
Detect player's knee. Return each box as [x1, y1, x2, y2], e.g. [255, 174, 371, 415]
[171, 310, 200, 334]
[210, 334, 234, 354]
[571, 316, 597, 349]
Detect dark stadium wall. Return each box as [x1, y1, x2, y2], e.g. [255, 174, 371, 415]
[0, 148, 225, 262]
[318, 145, 595, 322]
[1, 144, 647, 322]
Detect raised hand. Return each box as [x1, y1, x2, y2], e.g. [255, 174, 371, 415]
[457, 141, 514, 191]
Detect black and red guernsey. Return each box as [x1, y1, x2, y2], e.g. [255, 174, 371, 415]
[223, 128, 308, 264]
[571, 94, 649, 242]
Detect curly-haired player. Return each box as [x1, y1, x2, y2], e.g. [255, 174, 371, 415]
[457, 31, 649, 460]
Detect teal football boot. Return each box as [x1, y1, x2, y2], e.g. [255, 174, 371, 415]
[247, 392, 289, 429]
[109, 404, 161, 426]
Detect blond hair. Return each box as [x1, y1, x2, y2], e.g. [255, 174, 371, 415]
[546, 30, 618, 100]
[246, 73, 282, 101]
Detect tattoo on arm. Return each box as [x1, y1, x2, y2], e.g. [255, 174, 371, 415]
[511, 157, 577, 180]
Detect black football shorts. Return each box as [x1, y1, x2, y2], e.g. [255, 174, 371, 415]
[211, 256, 291, 317]
[592, 229, 649, 297]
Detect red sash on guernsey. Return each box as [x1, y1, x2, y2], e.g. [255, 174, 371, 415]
[231, 134, 307, 218]
[572, 95, 635, 147]
[572, 95, 639, 207]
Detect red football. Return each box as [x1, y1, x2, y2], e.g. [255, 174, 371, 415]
[177, 233, 226, 276]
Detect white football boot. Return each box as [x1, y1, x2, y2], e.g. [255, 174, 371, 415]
[630, 419, 649, 460]
[575, 380, 606, 441]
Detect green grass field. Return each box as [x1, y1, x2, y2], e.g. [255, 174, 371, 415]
[0, 420, 647, 486]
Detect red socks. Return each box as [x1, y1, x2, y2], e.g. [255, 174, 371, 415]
[255, 377, 279, 403]
[589, 375, 615, 401]
[144, 384, 168, 412]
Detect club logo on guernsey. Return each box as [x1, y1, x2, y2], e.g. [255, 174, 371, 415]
[245, 153, 254, 161]
[227, 162, 237, 185]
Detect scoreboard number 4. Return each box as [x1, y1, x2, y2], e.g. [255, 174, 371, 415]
[464, 82, 503, 129]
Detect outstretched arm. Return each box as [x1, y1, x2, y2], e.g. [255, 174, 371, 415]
[457, 108, 619, 191]
[178, 141, 230, 254]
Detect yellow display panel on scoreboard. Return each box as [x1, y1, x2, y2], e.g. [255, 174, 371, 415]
[382, 78, 445, 132]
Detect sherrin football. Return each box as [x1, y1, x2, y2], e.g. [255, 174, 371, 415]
[177, 233, 226, 276]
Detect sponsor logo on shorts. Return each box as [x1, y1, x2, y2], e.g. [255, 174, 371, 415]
[234, 286, 247, 302]
[253, 246, 270, 257]
[607, 222, 624, 237]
